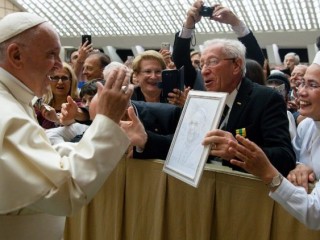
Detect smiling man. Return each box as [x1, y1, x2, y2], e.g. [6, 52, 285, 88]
[200, 38, 295, 176]
[82, 51, 110, 81]
[175, 1, 296, 176]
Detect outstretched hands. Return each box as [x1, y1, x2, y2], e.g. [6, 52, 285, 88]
[95, 68, 133, 123]
[120, 106, 148, 150]
[40, 104, 60, 124]
[228, 135, 279, 184]
[60, 96, 78, 125]
[60, 68, 133, 125]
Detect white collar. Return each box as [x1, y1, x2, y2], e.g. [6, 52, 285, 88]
[0, 67, 35, 105]
[225, 81, 241, 110]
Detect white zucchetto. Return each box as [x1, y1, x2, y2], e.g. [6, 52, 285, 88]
[0, 12, 47, 43]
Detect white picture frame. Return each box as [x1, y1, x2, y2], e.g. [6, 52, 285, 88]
[163, 90, 228, 187]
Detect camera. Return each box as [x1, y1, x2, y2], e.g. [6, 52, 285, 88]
[199, 6, 214, 17]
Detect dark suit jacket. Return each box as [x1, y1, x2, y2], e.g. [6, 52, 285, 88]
[172, 30, 265, 89]
[131, 101, 182, 160]
[221, 78, 296, 176]
[131, 86, 168, 103]
[238, 31, 265, 66]
[133, 78, 296, 176]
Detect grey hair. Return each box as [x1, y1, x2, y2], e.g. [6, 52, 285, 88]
[202, 38, 247, 77]
[284, 52, 300, 65]
[102, 61, 131, 86]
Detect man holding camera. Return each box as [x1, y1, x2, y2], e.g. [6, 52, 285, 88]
[172, 1, 265, 92]
[174, 1, 295, 176]
[171, 1, 266, 108]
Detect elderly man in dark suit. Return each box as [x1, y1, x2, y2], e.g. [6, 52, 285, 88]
[131, 36, 295, 174]
[194, 29, 295, 175]
[131, 1, 295, 176]
[200, 37, 295, 174]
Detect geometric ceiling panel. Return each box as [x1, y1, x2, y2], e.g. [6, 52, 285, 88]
[11, 0, 320, 37]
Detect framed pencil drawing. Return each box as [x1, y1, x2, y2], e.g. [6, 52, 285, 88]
[163, 90, 227, 187]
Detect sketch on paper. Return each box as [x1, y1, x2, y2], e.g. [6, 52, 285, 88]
[163, 91, 227, 187]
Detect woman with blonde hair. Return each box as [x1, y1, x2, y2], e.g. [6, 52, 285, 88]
[35, 62, 80, 129]
[131, 50, 167, 102]
[131, 50, 187, 106]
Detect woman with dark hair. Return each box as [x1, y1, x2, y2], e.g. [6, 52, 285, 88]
[245, 58, 266, 85]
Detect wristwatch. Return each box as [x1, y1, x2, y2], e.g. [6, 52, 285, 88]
[268, 174, 283, 188]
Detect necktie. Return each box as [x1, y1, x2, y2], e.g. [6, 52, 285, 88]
[219, 105, 230, 129]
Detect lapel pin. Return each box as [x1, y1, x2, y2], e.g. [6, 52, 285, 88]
[236, 128, 246, 138]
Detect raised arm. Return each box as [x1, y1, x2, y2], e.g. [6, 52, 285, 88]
[212, 4, 265, 66]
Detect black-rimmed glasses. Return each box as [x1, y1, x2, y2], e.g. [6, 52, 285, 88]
[49, 76, 70, 82]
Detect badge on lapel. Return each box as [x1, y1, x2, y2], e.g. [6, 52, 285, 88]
[236, 128, 246, 138]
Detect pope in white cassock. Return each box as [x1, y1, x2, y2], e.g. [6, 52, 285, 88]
[0, 12, 133, 239]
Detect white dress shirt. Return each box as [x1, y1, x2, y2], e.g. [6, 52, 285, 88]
[0, 67, 130, 239]
[45, 122, 89, 144]
[179, 20, 250, 39]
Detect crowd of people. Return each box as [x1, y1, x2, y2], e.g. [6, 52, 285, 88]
[1, 0, 320, 238]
